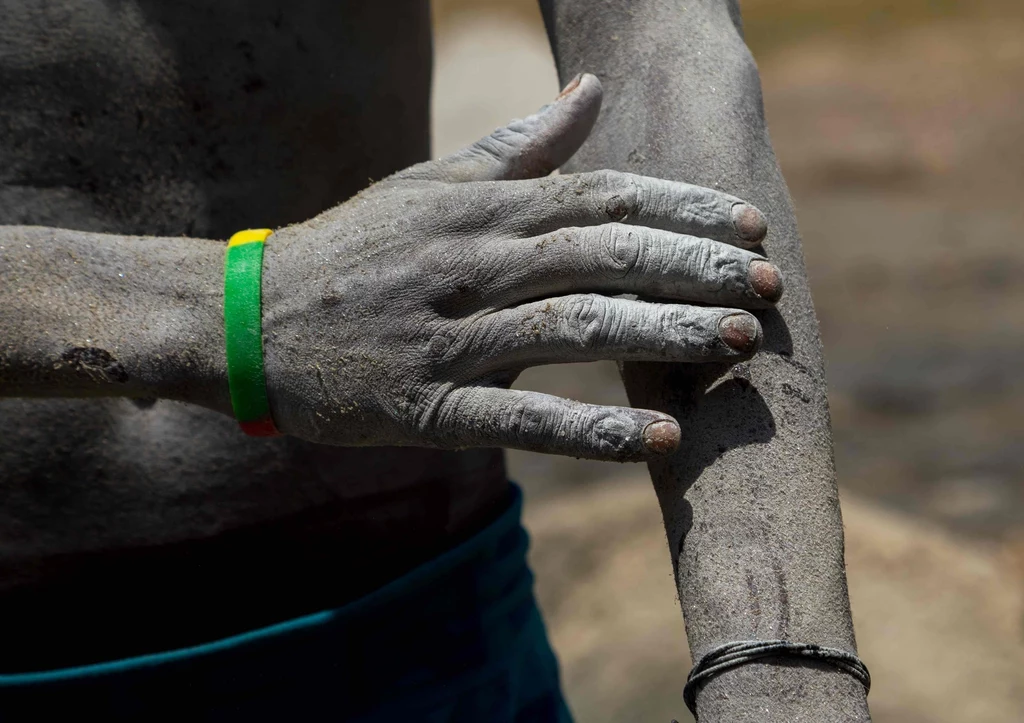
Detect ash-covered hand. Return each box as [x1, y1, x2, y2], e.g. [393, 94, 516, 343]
[261, 74, 782, 461]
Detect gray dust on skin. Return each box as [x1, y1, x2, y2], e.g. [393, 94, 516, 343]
[543, 0, 870, 720]
[0, 0, 779, 672]
[0, 0, 866, 711]
[0, 0, 514, 668]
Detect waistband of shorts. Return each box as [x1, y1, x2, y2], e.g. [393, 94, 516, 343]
[0, 481, 532, 696]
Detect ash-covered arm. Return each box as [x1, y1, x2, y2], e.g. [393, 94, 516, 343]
[0, 225, 232, 414]
[540, 1, 871, 720]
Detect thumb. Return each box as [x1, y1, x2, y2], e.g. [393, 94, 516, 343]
[404, 73, 603, 183]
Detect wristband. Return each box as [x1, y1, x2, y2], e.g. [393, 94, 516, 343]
[224, 228, 280, 437]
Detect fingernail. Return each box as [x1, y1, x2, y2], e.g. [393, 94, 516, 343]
[732, 203, 768, 244]
[719, 313, 760, 353]
[748, 260, 784, 303]
[556, 73, 583, 99]
[643, 420, 680, 455]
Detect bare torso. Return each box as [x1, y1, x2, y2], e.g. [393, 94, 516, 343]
[0, 0, 508, 669]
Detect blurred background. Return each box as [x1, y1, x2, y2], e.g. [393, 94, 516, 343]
[431, 1, 1024, 721]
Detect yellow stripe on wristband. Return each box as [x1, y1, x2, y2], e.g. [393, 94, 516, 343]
[228, 229, 274, 248]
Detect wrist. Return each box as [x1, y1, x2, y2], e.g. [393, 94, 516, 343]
[143, 237, 232, 416]
[694, 662, 870, 722]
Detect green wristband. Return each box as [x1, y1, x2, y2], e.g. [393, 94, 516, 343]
[224, 228, 280, 436]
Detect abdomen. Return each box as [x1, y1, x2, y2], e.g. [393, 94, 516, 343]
[0, 0, 508, 667]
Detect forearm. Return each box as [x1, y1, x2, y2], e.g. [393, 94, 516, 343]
[0, 225, 230, 414]
[543, 1, 869, 720]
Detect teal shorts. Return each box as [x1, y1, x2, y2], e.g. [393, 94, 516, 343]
[0, 484, 572, 722]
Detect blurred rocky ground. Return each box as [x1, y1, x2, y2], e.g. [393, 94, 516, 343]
[432, 1, 1024, 720]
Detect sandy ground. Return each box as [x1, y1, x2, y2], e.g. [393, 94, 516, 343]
[432, 1, 1024, 720]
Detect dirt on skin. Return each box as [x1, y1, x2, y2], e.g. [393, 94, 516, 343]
[432, 1, 1024, 721]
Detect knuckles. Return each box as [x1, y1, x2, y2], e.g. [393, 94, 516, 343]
[498, 396, 548, 441]
[590, 414, 642, 460]
[586, 169, 641, 221]
[596, 223, 642, 279]
[558, 294, 616, 349]
[689, 237, 727, 280]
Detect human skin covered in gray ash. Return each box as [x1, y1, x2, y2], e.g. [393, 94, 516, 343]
[3, 75, 781, 458]
[544, 0, 871, 719]
[0, 2, 868, 719]
[262, 75, 783, 457]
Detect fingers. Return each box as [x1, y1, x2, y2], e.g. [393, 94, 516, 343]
[467, 295, 762, 371]
[498, 170, 768, 248]
[477, 224, 783, 308]
[398, 74, 603, 183]
[436, 386, 680, 461]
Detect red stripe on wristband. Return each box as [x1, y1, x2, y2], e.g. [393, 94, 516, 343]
[238, 416, 281, 437]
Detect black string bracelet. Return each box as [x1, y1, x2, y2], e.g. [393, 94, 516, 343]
[682, 640, 871, 718]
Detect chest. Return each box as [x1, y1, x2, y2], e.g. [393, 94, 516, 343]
[0, 0, 432, 237]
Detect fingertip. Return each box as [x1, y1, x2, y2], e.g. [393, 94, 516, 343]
[557, 71, 601, 93]
[554, 72, 603, 113]
[642, 418, 681, 456]
[732, 203, 768, 246]
[748, 259, 785, 304]
[556, 73, 583, 99]
[719, 312, 762, 354]
[578, 72, 603, 96]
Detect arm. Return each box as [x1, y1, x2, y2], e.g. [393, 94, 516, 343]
[2, 81, 787, 463]
[0, 227, 232, 413]
[541, 1, 871, 720]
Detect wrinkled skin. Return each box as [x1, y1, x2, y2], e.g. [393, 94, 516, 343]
[263, 75, 782, 458]
[0, 1, 868, 719]
[0, 1, 787, 673]
[2, 75, 783, 459]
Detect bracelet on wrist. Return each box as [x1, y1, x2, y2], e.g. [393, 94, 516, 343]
[224, 228, 280, 437]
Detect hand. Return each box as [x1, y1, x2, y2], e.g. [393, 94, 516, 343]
[261, 74, 782, 461]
